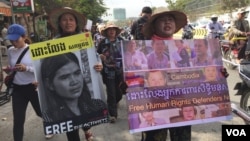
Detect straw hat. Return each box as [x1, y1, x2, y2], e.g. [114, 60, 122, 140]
[48, 7, 87, 32]
[97, 23, 106, 33]
[143, 10, 187, 38]
[211, 14, 218, 18]
[237, 8, 248, 14]
[101, 23, 122, 37]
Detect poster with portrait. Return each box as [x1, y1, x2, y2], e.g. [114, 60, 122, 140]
[121, 39, 232, 133]
[30, 32, 109, 135]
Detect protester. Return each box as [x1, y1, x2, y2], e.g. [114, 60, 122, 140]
[48, 7, 103, 141]
[0, 23, 9, 56]
[97, 22, 124, 123]
[142, 10, 192, 141]
[94, 23, 105, 48]
[3, 24, 51, 141]
[1, 23, 12, 48]
[124, 40, 148, 70]
[130, 6, 152, 40]
[141, 10, 231, 141]
[230, 8, 250, 63]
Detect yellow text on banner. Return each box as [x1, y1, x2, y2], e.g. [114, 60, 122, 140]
[29, 32, 93, 60]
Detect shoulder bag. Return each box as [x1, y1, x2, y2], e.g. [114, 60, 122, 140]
[4, 47, 29, 94]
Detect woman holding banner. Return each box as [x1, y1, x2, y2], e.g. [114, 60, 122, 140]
[141, 10, 229, 141]
[47, 7, 104, 141]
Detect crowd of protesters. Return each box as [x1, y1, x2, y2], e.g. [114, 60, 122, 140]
[1, 3, 234, 141]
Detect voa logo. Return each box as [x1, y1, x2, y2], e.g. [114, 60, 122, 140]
[226, 129, 246, 136]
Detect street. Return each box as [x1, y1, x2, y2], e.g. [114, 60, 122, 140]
[0, 59, 246, 141]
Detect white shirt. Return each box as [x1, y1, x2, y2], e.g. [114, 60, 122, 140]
[206, 21, 224, 38]
[7, 44, 35, 85]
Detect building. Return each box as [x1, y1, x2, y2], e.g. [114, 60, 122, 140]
[113, 8, 126, 20]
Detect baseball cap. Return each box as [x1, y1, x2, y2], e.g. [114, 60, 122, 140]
[6, 24, 26, 40]
[142, 6, 152, 14]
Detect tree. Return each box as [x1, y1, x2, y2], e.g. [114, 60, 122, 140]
[74, 0, 108, 24]
[221, 0, 250, 18]
[165, 0, 187, 11]
[221, 0, 250, 11]
[164, 0, 250, 21]
[34, 0, 107, 24]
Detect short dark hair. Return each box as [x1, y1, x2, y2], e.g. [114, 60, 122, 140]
[142, 6, 152, 14]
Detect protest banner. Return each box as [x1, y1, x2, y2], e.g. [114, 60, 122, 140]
[30, 32, 108, 135]
[122, 39, 232, 133]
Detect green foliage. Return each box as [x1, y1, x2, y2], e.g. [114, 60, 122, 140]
[74, 0, 107, 23]
[165, 0, 250, 13]
[164, 0, 250, 21]
[165, 0, 187, 12]
[34, 0, 107, 24]
[34, 0, 63, 13]
[221, 0, 250, 12]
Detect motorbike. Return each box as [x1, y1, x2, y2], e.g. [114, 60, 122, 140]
[182, 24, 195, 39]
[219, 34, 250, 70]
[207, 30, 225, 40]
[232, 60, 250, 125]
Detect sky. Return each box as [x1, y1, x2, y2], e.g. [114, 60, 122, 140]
[103, 0, 168, 18]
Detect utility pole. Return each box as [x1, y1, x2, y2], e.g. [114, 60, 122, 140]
[10, 1, 15, 23]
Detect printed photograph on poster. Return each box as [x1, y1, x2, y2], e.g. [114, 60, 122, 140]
[121, 39, 232, 134]
[30, 33, 109, 135]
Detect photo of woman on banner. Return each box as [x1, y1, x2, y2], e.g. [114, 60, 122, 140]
[180, 105, 197, 121]
[170, 105, 198, 123]
[39, 52, 108, 123]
